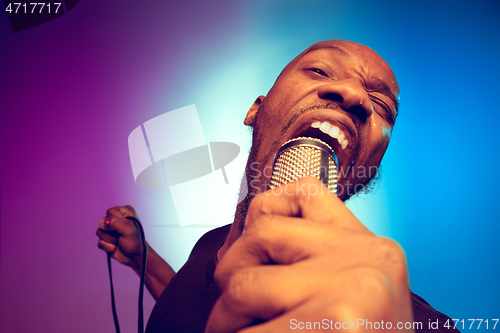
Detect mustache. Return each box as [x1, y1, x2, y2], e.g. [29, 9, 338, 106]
[279, 102, 362, 170]
[280, 103, 347, 138]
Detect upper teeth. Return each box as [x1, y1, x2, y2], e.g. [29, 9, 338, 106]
[311, 121, 349, 150]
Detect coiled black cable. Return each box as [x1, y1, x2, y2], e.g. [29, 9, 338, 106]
[107, 216, 147, 333]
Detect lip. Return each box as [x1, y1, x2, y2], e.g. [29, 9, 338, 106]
[283, 110, 359, 171]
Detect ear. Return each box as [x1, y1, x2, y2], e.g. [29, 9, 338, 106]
[244, 95, 265, 127]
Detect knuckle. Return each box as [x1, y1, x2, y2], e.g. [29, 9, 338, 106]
[248, 194, 267, 214]
[352, 267, 393, 301]
[244, 214, 276, 239]
[123, 205, 136, 213]
[372, 238, 409, 286]
[245, 196, 275, 230]
[375, 237, 407, 268]
[222, 268, 257, 307]
[338, 267, 402, 322]
[328, 303, 360, 322]
[121, 205, 137, 218]
[323, 298, 369, 323]
[106, 206, 120, 216]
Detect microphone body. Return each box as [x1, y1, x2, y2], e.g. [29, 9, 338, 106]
[270, 137, 338, 195]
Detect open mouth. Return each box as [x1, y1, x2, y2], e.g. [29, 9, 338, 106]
[285, 118, 357, 174]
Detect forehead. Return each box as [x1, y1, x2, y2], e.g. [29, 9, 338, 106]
[290, 41, 399, 93]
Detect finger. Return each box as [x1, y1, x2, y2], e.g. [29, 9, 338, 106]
[100, 213, 137, 236]
[217, 215, 405, 289]
[97, 217, 109, 230]
[246, 177, 369, 234]
[235, 298, 333, 333]
[97, 217, 122, 240]
[96, 228, 119, 244]
[209, 259, 386, 333]
[235, 295, 362, 333]
[122, 205, 138, 218]
[210, 266, 411, 333]
[97, 239, 117, 254]
[222, 214, 332, 269]
[238, 268, 413, 333]
[207, 263, 331, 333]
[105, 205, 137, 219]
[215, 216, 340, 291]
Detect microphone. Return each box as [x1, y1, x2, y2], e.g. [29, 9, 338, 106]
[270, 137, 338, 195]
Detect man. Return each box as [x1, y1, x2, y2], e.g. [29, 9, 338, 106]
[96, 40, 458, 332]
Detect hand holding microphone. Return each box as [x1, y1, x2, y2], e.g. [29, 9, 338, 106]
[205, 138, 414, 333]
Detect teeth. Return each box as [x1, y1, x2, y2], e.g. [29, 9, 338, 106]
[319, 122, 331, 133]
[329, 126, 339, 138]
[337, 132, 345, 143]
[311, 121, 349, 150]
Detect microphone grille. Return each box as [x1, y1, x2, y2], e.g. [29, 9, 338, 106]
[270, 137, 338, 195]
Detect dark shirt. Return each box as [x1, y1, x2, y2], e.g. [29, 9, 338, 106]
[146, 224, 460, 333]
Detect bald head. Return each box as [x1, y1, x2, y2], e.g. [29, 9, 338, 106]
[244, 40, 400, 201]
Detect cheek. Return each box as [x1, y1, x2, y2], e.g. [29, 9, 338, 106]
[360, 120, 392, 167]
[381, 124, 393, 138]
[265, 78, 310, 112]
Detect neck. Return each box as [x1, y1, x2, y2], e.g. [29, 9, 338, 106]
[218, 190, 254, 262]
[217, 128, 269, 262]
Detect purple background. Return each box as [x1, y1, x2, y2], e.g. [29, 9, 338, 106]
[1, 1, 499, 332]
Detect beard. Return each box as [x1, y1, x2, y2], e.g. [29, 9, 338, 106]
[232, 122, 268, 233]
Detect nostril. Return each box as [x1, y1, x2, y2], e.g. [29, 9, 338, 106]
[321, 92, 343, 103]
[320, 92, 370, 122]
[347, 105, 369, 122]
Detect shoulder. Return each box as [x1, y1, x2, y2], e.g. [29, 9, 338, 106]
[412, 292, 460, 333]
[187, 224, 232, 259]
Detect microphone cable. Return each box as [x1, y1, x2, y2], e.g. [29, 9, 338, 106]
[106, 216, 148, 333]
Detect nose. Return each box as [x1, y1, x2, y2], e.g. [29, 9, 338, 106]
[317, 78, 373, 121]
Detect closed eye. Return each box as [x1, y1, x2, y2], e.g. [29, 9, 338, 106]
[307, 67, 328, 77]
[369, 93, 396, 125]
